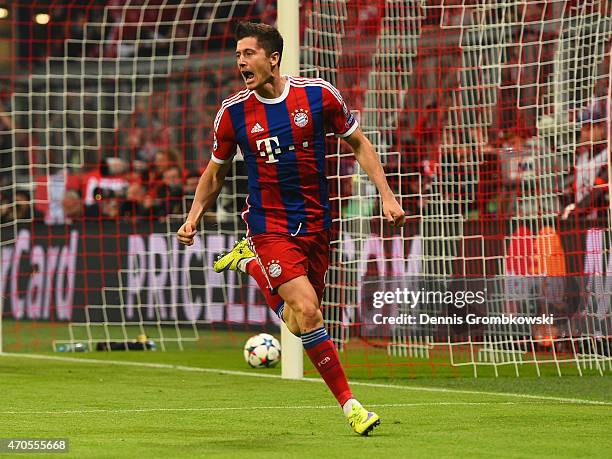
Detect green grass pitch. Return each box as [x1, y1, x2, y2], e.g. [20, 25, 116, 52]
[1, 329, 611, 458]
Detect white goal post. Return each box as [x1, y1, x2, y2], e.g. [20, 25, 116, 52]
[278, 0, 305, 380]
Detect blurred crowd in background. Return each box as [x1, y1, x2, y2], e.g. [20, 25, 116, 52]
[0, 0, 609, 228]
[17, 0, 276, 62]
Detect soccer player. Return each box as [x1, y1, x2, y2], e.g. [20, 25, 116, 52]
[177, 21, 405, 435]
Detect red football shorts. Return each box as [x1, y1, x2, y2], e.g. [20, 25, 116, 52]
[248, 230, 330, 302]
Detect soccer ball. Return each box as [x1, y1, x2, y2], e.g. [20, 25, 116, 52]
[243, 333, 281, 368]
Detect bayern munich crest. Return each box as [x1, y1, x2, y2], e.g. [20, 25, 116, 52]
[291, 108, 309, 128]
[267, 260, 282, 278]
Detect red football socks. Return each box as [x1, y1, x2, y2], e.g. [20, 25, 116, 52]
[245, 262, 352, 406]
[302, 327, 353, 406]
[245, 259, 284, 316]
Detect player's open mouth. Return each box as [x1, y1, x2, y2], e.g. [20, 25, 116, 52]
[242, 71, 255, 83]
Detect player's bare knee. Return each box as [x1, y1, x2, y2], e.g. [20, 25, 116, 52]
[299, 304, 323, 330]
[287, 322, 301, 336]
[285, 298, 304, 315]
[285, 299, 321, 330]
[282, 308, 301, 336]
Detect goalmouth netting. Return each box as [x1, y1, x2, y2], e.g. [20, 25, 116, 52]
[307, 0, 612, 376]
[1, 0, 611, 378]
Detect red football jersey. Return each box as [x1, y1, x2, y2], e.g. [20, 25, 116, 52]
[211, 76, 357, 236]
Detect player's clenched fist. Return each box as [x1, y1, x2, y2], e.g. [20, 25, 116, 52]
[382, 197, 406, 227]
[177, 221, 197, 246]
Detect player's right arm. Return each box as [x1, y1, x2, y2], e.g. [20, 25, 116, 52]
[177, 161, 232, 246]
[177, 105, 237, 246]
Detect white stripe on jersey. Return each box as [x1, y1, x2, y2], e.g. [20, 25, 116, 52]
[222, 87, 251, 107]
[213, 89, 253, 131]
[288, 76, 346, 107]
[213, 77, 347, 133]
[289, 76, 358, 136]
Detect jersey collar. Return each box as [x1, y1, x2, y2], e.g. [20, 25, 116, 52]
[254, 76, 290, 104]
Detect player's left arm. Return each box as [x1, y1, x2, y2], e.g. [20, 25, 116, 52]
[345, 128, 406, 227]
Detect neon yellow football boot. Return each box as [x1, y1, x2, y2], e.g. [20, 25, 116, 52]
[347, 404, 381, 436]
[213, 238, 255, 273]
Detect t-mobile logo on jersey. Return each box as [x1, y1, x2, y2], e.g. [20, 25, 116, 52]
[256, 136, 309, 164]
[256, 136, 281, 164]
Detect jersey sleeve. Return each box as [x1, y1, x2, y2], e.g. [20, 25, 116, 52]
[211, 106, 237, 164]
[322, 84, 358, 138]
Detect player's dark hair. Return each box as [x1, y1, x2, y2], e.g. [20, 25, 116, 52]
[235, 21, 283, 65]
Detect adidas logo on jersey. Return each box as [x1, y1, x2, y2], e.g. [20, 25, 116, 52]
[251, 123, 264, 134]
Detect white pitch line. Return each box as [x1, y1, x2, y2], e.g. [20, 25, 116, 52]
[0, 401, 542, 416]
[2, 352, 611, 407]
